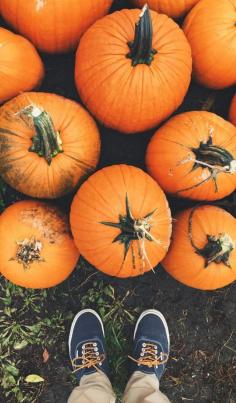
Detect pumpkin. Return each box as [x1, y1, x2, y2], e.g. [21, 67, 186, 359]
[0, 0, 113, 54]
[0, 200, 79, 288]
[183, 0, 236, 89]
[0, 28, 44, 104]
[0, 92, 101, 199]
[162, 205, 236, 290]
[70, 164, 172, 278]
[229, 94, 236, 126]
[75, 5, 192, 133]
[146, 111, 236, 201]
[131, 0, 200, 19]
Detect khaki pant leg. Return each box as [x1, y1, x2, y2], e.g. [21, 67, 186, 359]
[68, 371, 116, 403]
[122, 371, 170, 403]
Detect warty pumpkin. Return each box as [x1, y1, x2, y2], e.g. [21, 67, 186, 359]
[70, 164, 172, 278]
[229, 94, 236, 126]
[0, 200, 79, 288]
[131, 0, 200, 19]
[183, 0, 236, 89]
[0, 28, 44, 104]
[75, 5, 192, 133]
[146, 111, 236, 201]
[0, 92, 101, 199]
[0, 0, 113, 54]
[162, 205, 236, 290]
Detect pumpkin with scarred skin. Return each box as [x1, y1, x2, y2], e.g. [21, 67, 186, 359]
[0, 200, 79, 288]
[0, 92, 101, 199]
[131, 0, 200, 19]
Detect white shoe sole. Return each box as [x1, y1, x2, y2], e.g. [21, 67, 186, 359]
[133, 309, 170, 348]
[68, 309, 104, 356]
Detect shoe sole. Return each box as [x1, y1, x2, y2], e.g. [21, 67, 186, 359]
[68, 309, 105, 356]
[133, 309, 170, 348]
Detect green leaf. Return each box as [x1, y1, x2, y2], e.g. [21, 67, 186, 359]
[14, 340, 28, 350]
[25, 374, 44, 383]
[5, 364, 19, 377]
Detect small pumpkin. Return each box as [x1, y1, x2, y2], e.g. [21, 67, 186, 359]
[0, 200, 79, 288]
[183, 0, 236, 89]
[75, 5, 192, 133]
[162, 205, 236, 290]
[146, 111, 236, 201]
[229, 94, 236, 126]
[70, 164, 172, 278]
[131, 0, 200, 19]
[0, 0, 113, 54]
[0, 92, 101, 199]
[0, 28, 44, 103]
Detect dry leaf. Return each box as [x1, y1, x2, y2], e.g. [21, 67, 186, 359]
[25, 374, 44, 383]
[43, 348, 49, 363]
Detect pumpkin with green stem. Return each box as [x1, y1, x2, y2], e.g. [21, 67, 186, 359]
[75, 5, 192, 133]
[162, 205, 236, 290]
[131, 0, 200, 19]
[0, 92, 101, 199]
[70, 164, 172, 277]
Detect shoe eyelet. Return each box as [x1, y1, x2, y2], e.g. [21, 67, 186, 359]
[142, 343, 146, 347]
[99, 362, 102, 366]
[140, 353, 144, 357]
[94, 347, 98, 352]
[93, 343, 97, 347]
[96, 352, 99, 356]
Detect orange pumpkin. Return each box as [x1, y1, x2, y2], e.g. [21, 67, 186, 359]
[75, 6, 192, 133]
[0, 92, 101, 199]
[146, 111, 236, 201]
[162, 205, 236, 290]
[183, 0, 236, 89]
[131, 0, 200, 18]
[0, 0, 113, 54]
[0, 200, 79, 288]
[0, 28, 44, 103]
[229, 94, 236, 126]
[70, 164, 172, 278]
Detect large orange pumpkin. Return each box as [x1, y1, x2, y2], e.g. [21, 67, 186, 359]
[229, 94, 236, 126]
[0, 0, 113, 54]
[0, 28, 44, 103]
[0, 200, 79, 288]
[131, 0, 200, 19]
[146, 111, 236, 201]
[0, 92, 101, 199]
[70, 165, 172, 278]
[75, 6, 192, 133]
[162, 205, 236, 290]
[183, 0, 236, 89]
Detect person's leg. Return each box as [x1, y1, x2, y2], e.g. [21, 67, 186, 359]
[67, 309, 116, 403]
[123, 309, 170, 403]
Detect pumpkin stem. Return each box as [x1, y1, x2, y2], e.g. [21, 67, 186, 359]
[19, 105, 63, 165]
[10, 237, 44, 270]
[188, 207, 234, 268]
[127, 5, 157, 66]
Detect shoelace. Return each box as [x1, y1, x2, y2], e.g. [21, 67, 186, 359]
[128, 342, 168, 368]
[71, 342, 105, 373]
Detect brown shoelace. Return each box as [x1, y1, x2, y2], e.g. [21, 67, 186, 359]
[71, 342, 105, 373]
[128, 342, 168, 368]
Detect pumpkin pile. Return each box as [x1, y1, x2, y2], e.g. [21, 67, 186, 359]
[0, 0, 235, 291]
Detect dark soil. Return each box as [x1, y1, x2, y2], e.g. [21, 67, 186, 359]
[1, 1, 236, 402]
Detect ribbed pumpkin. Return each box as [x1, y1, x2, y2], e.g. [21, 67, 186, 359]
[162, 205, 236, 290]
[229, 94, 236, 126]
[0, 28, 44, 104]
[183, 0, 236, 89]
[0, 200, 79, 288]
[146, 111, 236, 201]
[132, 0, 200, 19]
[70, 165, 172, 278]
[0, 92, 101, 199]
[75, 6, 192, 133]
[0, 0, 113, 54]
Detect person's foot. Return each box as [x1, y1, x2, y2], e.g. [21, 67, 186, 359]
[129, 309, 170, 380]
[68, 309, 109, 383]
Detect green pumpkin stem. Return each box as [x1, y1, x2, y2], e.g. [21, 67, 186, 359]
[20, 105, 63, 165]
[188, 207, 234, 268]
[127, 5, 157, 67]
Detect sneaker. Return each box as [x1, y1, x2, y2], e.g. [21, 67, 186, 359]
[129, 309, 170, 380]
[68, 309, 109, 383]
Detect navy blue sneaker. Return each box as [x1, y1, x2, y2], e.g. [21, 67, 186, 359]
[129, 309, 170, 380]
[68, 309, 109, 383]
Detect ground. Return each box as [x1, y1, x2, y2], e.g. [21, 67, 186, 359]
[0, 1, 236, 402]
